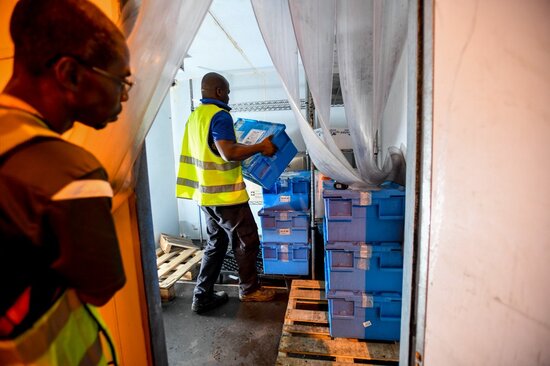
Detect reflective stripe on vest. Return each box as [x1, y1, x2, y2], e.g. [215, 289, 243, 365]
[177, 177, 246, 193]
[180, 155, 240, 171]
[0, 290, 106, 365]
[176, 104, 249, 206]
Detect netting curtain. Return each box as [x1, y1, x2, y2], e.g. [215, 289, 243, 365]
[64, 0, 212, 208]
[251, 0, 408, 188]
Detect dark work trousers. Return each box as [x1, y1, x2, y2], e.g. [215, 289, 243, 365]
[193, 203, 260, 300]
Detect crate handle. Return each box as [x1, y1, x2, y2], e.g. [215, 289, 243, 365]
[379, 314, 401, 322]
[378, 213, 404, 220]
[330, 264, 354, 272]
[377, 199, 404, 220]
[272, 132, 290, 150]
[327, 199, 353, 219]
[379, 261, 404, 271]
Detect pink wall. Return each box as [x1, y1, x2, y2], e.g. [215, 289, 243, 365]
[426, 0, 550, 364]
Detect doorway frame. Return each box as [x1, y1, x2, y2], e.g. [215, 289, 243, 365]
[136, 0, 435, 364]
[399, 0, 433, 365]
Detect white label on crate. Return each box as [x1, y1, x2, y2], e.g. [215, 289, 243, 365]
[280, 195, 291, 203]
[279, 228, 291, 236]
[241, 129, 265, 145]
[362, 294, 374, 308]
[360, 192, 372, 206]
[362, 320, 373, 328]
[280, 244, 289, 261]
[359, 244, 372, 258]
[279, 212, 289, 221]
[357, 258, 370, 270]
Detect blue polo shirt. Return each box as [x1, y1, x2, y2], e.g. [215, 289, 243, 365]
[201, 99, 236, 146]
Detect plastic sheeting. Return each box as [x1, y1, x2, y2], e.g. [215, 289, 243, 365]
[336, 0, 408, 185]
[65, 0, 212, 207]
[251, 0, 364, 188]
[289, 0, 356, 171]
[251, 0, 408, 187]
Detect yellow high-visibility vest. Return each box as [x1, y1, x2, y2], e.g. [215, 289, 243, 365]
[0, 290, 110, 366]
[176, 103, 249, 206]
[0, 107, 115, 366]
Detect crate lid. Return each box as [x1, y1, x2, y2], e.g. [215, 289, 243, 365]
[323, 181, 405, 201]
[258, 209, 310, 218]
[324, 241, 402, 253]
[261, 242, 310, 248]
[279, 170, 311, 180]
[234, 118, 287, 145]
[327, 290, 402, 306]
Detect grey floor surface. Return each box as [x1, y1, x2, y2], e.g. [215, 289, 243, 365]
[162, 283, 289, 366]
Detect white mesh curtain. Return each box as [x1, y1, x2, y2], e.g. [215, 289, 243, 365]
[64, 0, 212, 207]
[252, 0, 408, 187]
[337, 0, 408, 185]
[251, 0, 364, 188]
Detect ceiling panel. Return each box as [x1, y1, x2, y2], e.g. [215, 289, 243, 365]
[182, 0, 274, 78]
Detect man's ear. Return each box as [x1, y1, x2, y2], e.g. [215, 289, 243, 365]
[53, 57, 80, 91]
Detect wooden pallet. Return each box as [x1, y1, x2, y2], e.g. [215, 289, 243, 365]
[276, 280, 399, 365]
[156, 242, 203, 301]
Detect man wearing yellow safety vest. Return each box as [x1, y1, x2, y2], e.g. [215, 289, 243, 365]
[177, 72, 277, 313]
[0, 0, 131, 364]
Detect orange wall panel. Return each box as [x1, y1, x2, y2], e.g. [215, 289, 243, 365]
[0, 0, 15, 90]
[101, 196, 151, 366]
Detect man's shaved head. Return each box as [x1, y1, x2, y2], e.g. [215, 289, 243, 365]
[10, 0, 127, 76]
[201, 72, 230, 104]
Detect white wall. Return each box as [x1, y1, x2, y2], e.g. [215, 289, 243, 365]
[169, 74, 204, 240]
[144, 95, 180, 244]
[425, 1, 550, 365]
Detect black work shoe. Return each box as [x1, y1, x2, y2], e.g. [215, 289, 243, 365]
[191, 291, 229, 314]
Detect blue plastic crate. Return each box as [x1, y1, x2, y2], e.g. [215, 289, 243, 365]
[263, 171, 310, 211]
[323, 184, 405, 242]
[234, 118, 298, 189]
[261, 242, 310, 275]
[325, 242, 403, 292]
[327, 290, 401, 341]
[259, 209, 309, 243]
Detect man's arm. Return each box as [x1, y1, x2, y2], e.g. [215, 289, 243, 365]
[49, 192, 126, 307]
[214, 136, 277, 162]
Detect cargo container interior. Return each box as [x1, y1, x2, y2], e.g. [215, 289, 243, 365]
[141, 0, 413, 364]
[1, 0, 548, 365]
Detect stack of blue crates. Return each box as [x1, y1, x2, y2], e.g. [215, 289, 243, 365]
[323, 181, 405, 341]
[259, 171, 311, 275]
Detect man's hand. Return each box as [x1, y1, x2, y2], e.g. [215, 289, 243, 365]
[215, 135, 278, 162]
[260, 135, 277, 157]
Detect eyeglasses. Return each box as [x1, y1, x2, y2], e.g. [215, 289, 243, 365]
[87, 65, 134, 94]
[47, 54, 134, 93]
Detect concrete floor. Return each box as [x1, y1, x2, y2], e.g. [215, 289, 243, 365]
[162, 282, 289, 366]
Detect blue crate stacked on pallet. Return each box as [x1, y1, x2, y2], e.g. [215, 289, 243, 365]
[259, 171, 311, 275]
[323, 181, 405, 341]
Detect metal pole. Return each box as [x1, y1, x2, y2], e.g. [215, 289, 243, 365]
[306, 83, 316, 280]
[189, 78, 204, 246]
